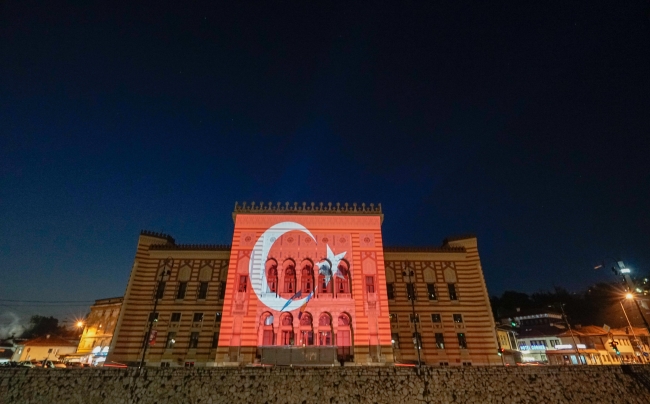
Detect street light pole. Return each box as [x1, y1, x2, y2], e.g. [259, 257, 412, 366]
[402, 262, 421, 370]
[139, 260, 171, 369]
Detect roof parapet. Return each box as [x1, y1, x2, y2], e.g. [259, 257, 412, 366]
[233, 201, 383, 223]
[140, 230, 175, 244]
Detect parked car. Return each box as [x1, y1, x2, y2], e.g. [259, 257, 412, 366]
[45, 360, 66, 369]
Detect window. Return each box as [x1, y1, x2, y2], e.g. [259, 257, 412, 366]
[448, 283, 458, 301]
[262, 330, 274, 345]
[431, 314, 442, 323]
[165, 332, 176, 349]
[462, 361, 472, 366]
[176, 282, 187, 299]
[389, 313, 397, 323]
[170, 312, 181, 322]
[387, 283, 395, 299]
[391, 332, 400, 349]
[193, 313, 204, 322]
[457, 333, 467, 349]
[439, 361, 449, 366]
[413, 332, 422, 349]
[198, 282, 208, 299]
[518, 341, 527, 350]
[281, 330, 293, 345]
[184, 361, 194, 368]
[189, 332, 200, 348]
[238, 276, 248, 292]
[161, 362, 170, 368]
[211, 332, 219, 349]
[148, 312, 159, 322]
[435, 333, 445, 349]
[219, 281, 226, 299]
[215, 312, 222, 322]
[365, 276, 375, 293]
[427, 283, 437, 300]
[156, 282, 166, 299]
[284, 267, 295, 293]
[453, 314, 463, 323]
[409, 313, 420, 323]
[319, 331, 332, 345]
[302, 266, 313, 293]
[406, 283, 416, 301]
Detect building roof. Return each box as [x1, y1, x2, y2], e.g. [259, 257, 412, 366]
[149, 243, 231, 251]
[140, 230, 175, 243]
[21, 336, 78, 347]
[94, 297, 123, 305]
[611, 327, 650, 336]
[517, 325, 566, 338]
[232, 201, 383, 222]
[556, 325, 609, 337]
[383, 246, 466, 253]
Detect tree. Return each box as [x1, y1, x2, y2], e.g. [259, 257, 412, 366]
[20, 315, 62, 339]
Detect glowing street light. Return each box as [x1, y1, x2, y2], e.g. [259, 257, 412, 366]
[626, 293, 634, 300]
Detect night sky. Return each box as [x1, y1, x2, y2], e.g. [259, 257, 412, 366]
[1, 2, 649, 325]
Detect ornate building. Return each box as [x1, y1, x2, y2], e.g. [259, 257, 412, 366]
[108, 202, 500, 367]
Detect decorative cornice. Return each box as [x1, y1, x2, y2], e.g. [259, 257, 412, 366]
[140, 230, 175, 243]
[443, 234, 477, 244]
[384, 246, 466, 253]
[233, 201, 383, 223]
[149, 243, 231, 251]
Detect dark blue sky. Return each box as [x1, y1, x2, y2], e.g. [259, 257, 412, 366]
[1, 1, 649, 323]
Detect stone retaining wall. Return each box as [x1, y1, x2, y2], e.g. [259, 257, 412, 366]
[1, 365, 650, 404]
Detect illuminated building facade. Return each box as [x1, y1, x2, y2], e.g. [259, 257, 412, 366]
[108, 203, 500, 367]
[75, 297, 123, 365]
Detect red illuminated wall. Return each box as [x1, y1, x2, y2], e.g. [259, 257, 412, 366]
[216, 214, 393, 364]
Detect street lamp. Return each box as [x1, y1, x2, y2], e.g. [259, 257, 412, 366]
[76, 321, 84, 328]
[402, 262, 421, 369]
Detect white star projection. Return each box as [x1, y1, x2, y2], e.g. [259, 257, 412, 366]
[315, 245, 347, 285]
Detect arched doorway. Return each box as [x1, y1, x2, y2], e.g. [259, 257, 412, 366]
[259, 312, 275, 346]
[337, 313, 353, 362]
[299, 313, 314, 346]
[279, 313, 294, 345]
[317, 313, 333, 346]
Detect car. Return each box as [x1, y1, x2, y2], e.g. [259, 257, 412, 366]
[45, 360, 66, 369]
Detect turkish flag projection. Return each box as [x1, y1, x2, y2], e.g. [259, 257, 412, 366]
[216, 213, 393, 365]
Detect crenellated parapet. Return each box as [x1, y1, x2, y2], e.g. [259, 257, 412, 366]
[233, 201, 383, 222]
[149, 243, 231, 251]
[140, 230, 175, 243]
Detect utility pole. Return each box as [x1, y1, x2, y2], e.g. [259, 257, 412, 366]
[402, 262, 421, 370]
[558, 303, 584, 365]
[139, 259, 171, 369]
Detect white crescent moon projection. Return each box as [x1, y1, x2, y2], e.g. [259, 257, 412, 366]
[249, 221, 316, 312]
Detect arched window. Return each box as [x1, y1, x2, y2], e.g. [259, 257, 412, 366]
[299, 313, 314, 346]
[284, 265, 296, 293]
[266, 261, 278, 293]
[336, 260, 351, 295]
[279, 313, 294, 345]
[301, 263, 314, 294]
[319, 262, 333, 294]
[318, 313, 332, 346]
[260, 312, 275, 345]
